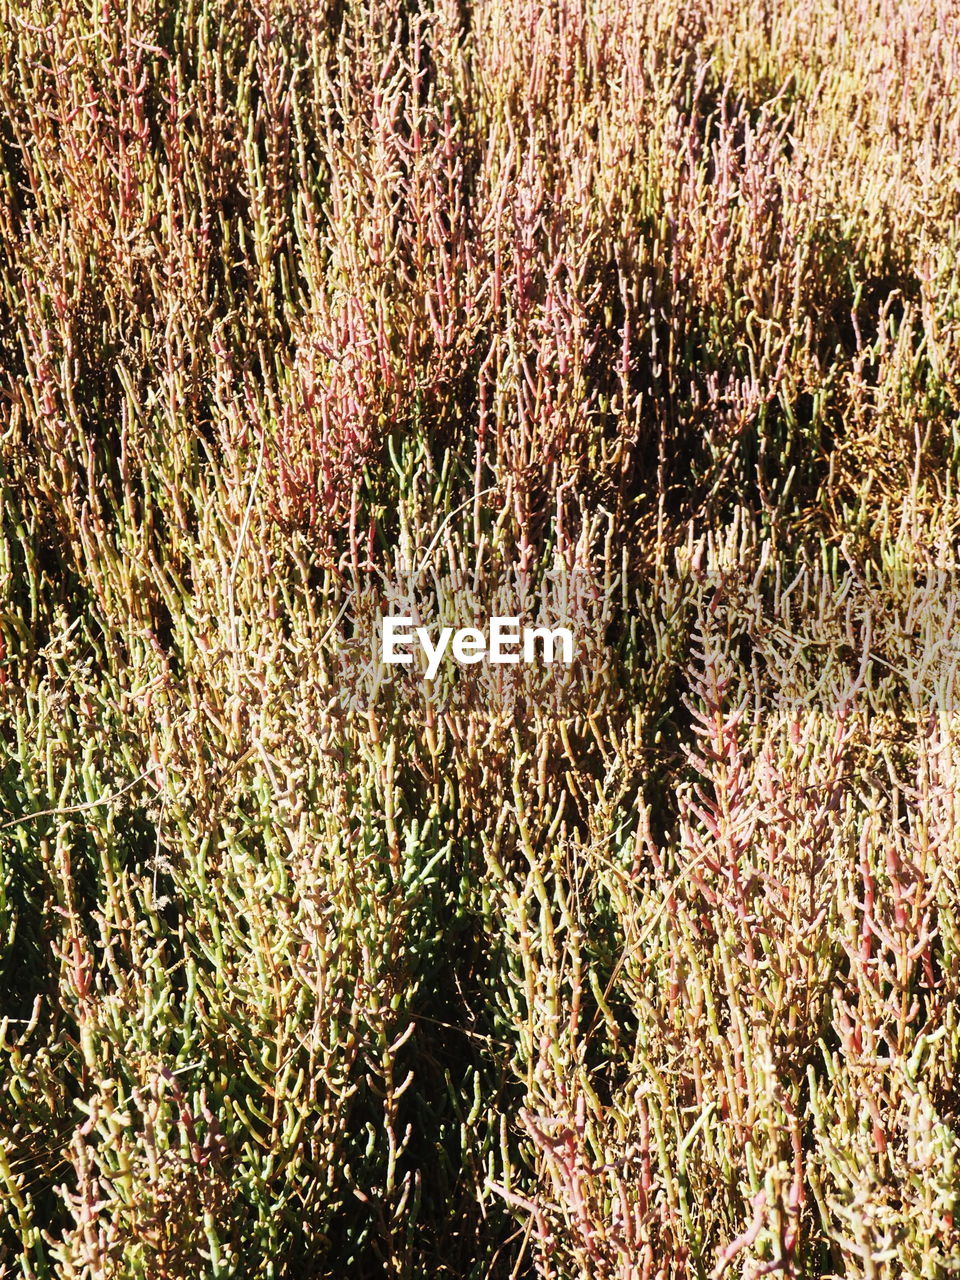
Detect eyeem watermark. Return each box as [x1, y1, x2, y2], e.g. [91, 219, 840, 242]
[382, 616, 574, 680]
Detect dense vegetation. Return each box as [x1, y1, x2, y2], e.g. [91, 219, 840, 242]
[1, 0, 959, 1275]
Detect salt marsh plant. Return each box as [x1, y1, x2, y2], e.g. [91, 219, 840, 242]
[0, 0, 959, 1275]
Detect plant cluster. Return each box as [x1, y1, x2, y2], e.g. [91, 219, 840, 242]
[1, 0, 959, 1275]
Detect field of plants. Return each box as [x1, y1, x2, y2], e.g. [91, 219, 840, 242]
[1, 0, 959, 1275]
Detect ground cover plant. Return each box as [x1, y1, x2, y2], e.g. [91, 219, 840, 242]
[1, 0, 960, 1275]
